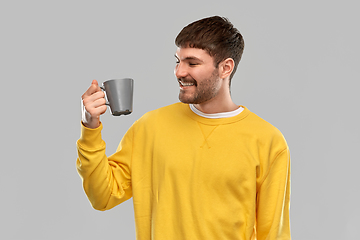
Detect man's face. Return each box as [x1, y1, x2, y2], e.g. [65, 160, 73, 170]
[175, 47, 222, 104]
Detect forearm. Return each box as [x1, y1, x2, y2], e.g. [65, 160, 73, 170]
[76, 122, 112, 209]
[76, 122, 132, 210]
[256, 147, 291, 239]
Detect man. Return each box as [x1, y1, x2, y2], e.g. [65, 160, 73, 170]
[77, 16, 291, 240]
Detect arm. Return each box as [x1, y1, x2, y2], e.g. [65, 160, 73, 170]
[76, 122, 133, 210]
[76, 80, 132, 210]
[256, 147, 291, 240]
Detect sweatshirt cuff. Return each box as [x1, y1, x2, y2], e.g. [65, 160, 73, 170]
[78, 121, 105, 149]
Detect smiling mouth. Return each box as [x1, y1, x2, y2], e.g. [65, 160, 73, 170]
[178, 79, 196, 87]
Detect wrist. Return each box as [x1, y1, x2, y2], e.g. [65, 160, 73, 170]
[82, 119, 100, 129]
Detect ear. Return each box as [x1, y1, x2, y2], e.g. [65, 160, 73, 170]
[218, 58, 235, 79]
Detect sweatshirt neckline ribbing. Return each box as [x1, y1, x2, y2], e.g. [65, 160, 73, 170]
[180, 103, 251, 125]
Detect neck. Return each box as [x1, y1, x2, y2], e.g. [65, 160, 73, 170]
[194, 94, 238, 114]
[192, 77, 238, 114]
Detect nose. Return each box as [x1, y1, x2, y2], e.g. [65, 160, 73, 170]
[174, 62, 188, 79]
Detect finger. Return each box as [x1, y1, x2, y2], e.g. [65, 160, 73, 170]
[90, 97, 107, 109]
[91, 79, 98, 85]
[83, 95, 106, 113]
[92, 80, 102, 92]
[98, 105, 107, 115]
[82, 80, 101, 99]
[82, 91, 105, 106]
[85, 103, 107, 117]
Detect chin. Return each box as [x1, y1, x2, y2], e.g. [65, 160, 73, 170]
[179, 95, 194, 104]
[179, 98, 192, 104]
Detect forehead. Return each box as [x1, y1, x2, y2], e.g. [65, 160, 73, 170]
[175, 47, 213, 62]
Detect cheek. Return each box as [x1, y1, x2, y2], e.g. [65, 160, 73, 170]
[189, 69, 204, 81]
[197, 69, 217, 82]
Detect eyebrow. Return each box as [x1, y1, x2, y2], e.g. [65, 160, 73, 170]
[174, 54, 204, 63]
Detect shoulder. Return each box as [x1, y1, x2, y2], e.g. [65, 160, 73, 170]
[138, 103, 185, 121]
[132, 102, 186, 128]
[245, 110, 288, 148]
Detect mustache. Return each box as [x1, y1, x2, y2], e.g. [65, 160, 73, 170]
[177, 77, 198, 86]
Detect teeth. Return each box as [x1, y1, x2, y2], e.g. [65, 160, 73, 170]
[180, 81, 194, 86]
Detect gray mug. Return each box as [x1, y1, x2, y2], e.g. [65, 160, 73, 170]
[100, 78, 134, 116]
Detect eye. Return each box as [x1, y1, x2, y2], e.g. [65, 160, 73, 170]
[189, 63, 198, 66]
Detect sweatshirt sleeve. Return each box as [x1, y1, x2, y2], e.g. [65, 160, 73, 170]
[76, 122, 133, 211]
[256, 147, 291, 240]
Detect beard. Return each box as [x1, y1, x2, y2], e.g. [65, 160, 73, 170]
[178, 69, 220, 104]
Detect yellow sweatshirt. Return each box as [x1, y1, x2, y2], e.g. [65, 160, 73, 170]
[77, 103, 291, 240]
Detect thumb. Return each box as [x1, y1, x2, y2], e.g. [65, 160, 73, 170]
[91, 79, 101, 92]
[91, 79, 99, 86]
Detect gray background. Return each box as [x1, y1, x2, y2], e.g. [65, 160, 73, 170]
[1, 0, 359, 239]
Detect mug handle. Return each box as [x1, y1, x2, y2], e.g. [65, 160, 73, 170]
[100, 86, 110, 106]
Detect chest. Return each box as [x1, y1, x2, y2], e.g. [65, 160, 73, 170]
[152, 123, 259, 191]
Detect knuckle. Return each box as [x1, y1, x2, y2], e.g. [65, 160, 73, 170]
[82, 97, 90, 106]
[84, 105, 92, 113]
[100, 106, 107, 114]
[97, 91, 105, 98]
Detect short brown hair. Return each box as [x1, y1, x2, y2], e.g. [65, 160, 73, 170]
[175, 16, 244, 83]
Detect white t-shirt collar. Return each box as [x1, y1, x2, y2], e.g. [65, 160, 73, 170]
[189, 104, 244, 119]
